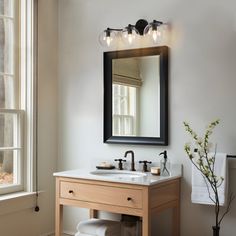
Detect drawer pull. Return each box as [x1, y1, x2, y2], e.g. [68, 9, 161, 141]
[68, 190, 74, 194]
[127, 197, 132, 201]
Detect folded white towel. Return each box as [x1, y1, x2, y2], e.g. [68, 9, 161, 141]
[191, 152, 228, 206]
[76, 218, 121, 236]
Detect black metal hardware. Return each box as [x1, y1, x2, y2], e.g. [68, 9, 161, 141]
[114, 158, 126, 170]
[124, 150, 136, 171]
[135, 19, 148, 35]
[103, 19, 163, 36]
[227, 155, 236, 158]
[159, 150, 167, 158]
[139, 160, 152, 172]
[69, 190, 74, 194]
[159, 150, 170, 175]
[34, 206, 40, 212]
[127, 197, 132, 201]
[150, 20, 163, 31]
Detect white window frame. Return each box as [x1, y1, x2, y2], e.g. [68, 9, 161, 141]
[112, 84, 137, 136]
[0, 0, 36, 195]
[0, 109, 24, 194]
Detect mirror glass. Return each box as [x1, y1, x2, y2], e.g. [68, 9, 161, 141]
[112, 55, 160, 137]
[104, 46, 168, 145]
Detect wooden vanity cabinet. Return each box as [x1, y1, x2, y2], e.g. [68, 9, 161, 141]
[55, 177, 181, 236]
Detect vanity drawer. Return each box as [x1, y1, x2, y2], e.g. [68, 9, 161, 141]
[60, 181, 143, 209]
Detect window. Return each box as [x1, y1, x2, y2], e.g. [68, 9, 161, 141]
[0, 0, 35, 195]
[112, 84, 137, 136]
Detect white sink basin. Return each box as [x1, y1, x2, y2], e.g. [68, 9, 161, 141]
[90, 170, 147, 179]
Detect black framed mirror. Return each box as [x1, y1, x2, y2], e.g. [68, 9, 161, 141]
[104, 46, 168, 145]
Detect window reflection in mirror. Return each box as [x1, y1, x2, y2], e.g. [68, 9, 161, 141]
[112, 56, 160, 137]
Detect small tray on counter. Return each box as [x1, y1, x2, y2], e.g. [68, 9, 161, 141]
[96, 165, 115, 170]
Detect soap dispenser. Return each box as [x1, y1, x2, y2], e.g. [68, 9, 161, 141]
[159, 150, 170, 176]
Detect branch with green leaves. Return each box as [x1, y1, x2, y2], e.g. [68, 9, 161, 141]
[183, 119, 234, 227]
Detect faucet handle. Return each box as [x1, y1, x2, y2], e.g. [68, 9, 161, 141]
[139, 160, 152, 172]
[114, 159, 126, 170]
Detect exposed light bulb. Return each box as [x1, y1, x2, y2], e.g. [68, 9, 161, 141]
[143, 20, 164, 45]
[106, 36, 112, 47]
[99, 29, 117, 48]
[122, 26, 139, 46]
[128, 33, 133, 44]
[152, 29, 161, 43]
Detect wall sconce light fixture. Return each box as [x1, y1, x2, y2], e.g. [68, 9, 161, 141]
[99, 19, 166, 48]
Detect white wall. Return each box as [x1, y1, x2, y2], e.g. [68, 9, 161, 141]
[0, 1, 58, 235]
[58, 0, 236, 235]
[139, 56, 160, 137]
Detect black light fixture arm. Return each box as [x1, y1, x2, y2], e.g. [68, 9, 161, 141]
[150, 20, 163, 31]
[106, 27, 123, 32]
[104, 28, 122, 37]
[121, 20, 148, 35]
[152, 20, 163, 25]
[104, 19, 164, 35]
[126, 24, 134, 34]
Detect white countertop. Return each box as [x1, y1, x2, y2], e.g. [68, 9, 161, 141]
[53, 164, 182, 186]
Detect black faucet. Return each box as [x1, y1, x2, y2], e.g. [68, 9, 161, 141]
[124, 150, 136, 171]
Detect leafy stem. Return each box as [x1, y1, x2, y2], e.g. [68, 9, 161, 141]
[183, 119, 234, 227]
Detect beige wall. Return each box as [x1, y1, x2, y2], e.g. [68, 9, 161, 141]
[58, 0, 236, 235]
[37, 0, 58, 234]
[0, 0, 58, 235]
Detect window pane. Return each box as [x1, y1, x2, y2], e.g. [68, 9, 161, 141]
[0, 112, 18, 147]
[0, 0, 14, 17]
[124, 116, 133, 135]
[0, 150, 19, 186]
[0, 0, 24, 195]
[0, 75, 15, 108]
[113, 84, 137, 136]
[0, 19, 3, 72]
[0, 18, 14, 74]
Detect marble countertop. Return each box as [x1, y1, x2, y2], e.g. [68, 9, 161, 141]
[53, 164, 182, 186]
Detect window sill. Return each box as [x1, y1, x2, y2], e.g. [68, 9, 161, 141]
[0, 192, 37, 216]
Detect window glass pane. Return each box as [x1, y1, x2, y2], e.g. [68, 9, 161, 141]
[129, 87, 136, 116]
[113, 84, 137, 136]
[0, 18, 14, 74]
[0, 0, 14, 17]
[0, 150, 19, 186]
[0, 0, 3, 15]
[0, 0, 23, 196]
[0, 19, 4, 72]
[0, 75, 15, 108]
[113, 85, 119, 115]
[0, 112, 18, 147]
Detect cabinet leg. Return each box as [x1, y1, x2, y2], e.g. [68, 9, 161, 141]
[89, 209, 98, 218]
[55, 204, 63, 236]
[142, 215, 151, 236]
[172, 203, 180, 236]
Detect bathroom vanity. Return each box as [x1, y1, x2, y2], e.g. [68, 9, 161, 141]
[54, 166, 181, 236]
